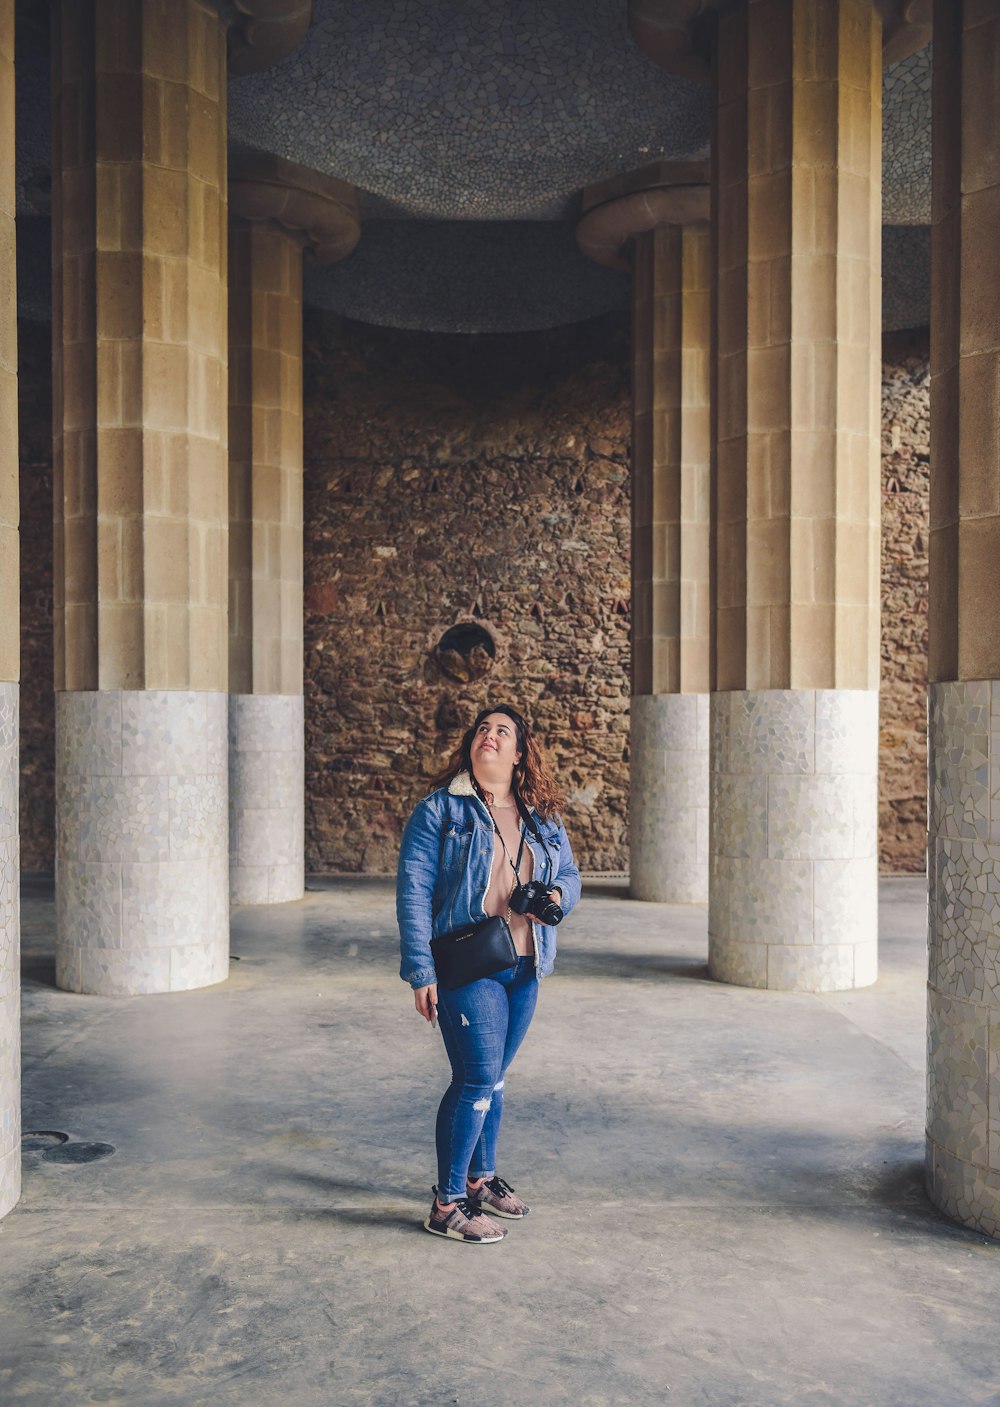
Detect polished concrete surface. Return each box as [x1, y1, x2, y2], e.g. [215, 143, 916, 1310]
[3, 875, 1000, 1406]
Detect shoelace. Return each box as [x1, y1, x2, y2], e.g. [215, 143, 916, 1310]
[483, 1176, 515, 1198]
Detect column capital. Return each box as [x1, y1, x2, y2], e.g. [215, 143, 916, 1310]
[628, 0, 931, 78]
[219, 0, 314, 76]
[576, 161, 709, 271]
[229, 151, 361, 264]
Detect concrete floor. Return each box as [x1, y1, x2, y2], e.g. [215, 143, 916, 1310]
[2, 876, 1000, 1407]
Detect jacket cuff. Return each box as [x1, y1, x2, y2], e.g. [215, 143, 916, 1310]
[405, 969, 438, 989]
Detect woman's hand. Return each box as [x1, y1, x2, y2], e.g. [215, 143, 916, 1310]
[413, 984, 438, 1023]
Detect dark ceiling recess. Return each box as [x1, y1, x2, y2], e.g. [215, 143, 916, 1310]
[435, 623, 497, 684]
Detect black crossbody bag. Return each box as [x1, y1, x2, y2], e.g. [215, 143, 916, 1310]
[429, 805, 529, 990]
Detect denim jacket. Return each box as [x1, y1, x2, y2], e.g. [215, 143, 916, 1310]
[397, 771, 582, 989]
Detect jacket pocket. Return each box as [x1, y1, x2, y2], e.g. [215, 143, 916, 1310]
[441, 820, 473, 871]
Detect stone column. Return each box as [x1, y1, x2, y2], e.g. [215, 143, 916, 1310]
[709, 0, 882, 991]
[926, 0, 1000, 1238]
[0, 0, 20, 1219]
[578, 164, 711, 902]
[227, 155, 358, 904]
[52, 0, 230, 994]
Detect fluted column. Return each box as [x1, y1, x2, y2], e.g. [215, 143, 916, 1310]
[52, 0, 230, 994]
[228, 155, 359, 903]
[709, 0, 882, 990]
[0, 0, 21, 1219]
[925, 0, 1000, 1238]
[578, 164, 711, 903]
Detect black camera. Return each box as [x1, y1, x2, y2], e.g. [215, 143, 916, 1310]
[509, 880, 563, 926]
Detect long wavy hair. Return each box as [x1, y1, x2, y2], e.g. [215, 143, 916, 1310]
[431, 704, 566, 821]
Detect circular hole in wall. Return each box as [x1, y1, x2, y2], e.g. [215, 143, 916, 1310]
[434, 622, 496, 683]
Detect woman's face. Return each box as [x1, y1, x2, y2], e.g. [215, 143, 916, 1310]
[470, 712, 522, 780]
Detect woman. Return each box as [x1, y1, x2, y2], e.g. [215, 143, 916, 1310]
[397, 704, 581, 1243]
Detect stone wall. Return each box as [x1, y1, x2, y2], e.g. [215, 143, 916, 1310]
[303, 310, 632, 873]
[16, 311, 931, 877]
[17, 318, 53, 874]
[879, 329, 930, 873]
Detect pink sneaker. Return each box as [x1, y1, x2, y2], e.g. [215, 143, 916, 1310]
[468, 1175, 530, 1219]
[423, 1189, 506, 1243]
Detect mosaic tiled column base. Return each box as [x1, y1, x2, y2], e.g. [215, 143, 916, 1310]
[0, 683, 20, 1218]
[56, 691, 229, 996]
[926, 681, 1000, 1238]
[229, 694, 304, 905]
[630, 693, 708, 903]
[709, 689, 878, 992]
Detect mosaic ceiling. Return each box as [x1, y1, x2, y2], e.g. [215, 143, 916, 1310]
[14, 0, 933, 332]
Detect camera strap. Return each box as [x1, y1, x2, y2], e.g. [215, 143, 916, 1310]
[490, 812, 528, 884]
[514, 793, 554, 887]
[471, 774, 551, 889]
[470, 775, 529, 918]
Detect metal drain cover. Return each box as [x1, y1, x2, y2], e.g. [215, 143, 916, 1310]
[42, 1141, 115, 1165]
[21, 1130, 69, 1151]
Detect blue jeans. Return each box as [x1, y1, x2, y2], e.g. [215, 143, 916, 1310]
[435, 957, 538, 1202]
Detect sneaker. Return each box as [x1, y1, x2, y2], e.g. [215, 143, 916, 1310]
[468, 1174, 530, 1219]
[423, 1188, 506, 1243]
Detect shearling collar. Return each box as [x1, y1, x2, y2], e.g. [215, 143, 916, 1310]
[448, 770, 477, 797]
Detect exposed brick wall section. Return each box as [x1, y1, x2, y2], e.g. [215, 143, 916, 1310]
[303, 310, 632, 873]
[880, 328, 930, 874]
[17, 312, 931, 877]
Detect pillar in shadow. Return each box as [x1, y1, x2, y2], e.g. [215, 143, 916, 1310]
[51, 0, 232, 994]
[227, 154, 359, 904]
[578, 164, 711, 903]
[926, 0, 1000, 1238]
[0, 0, 21, 1218]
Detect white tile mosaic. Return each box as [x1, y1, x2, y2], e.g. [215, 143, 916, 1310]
[853, 941, 879, 988]
[726, 857, 813, 943]
[0, 1144, 20, 1222]
[710, 771, 768, 860]
[629, 694, 708, 903]
[56, 858, 122, 949]
[55, 690, 122, 777]
[60, 776, 172, 863]
[268, 862, 305, 903]
[0, 684, 19, 1221]
[709, 689, 878, 992]
[57, 691, 229, 995]
[767, 774, 859, 861]
[708, 855, 731, 940]
[231, 865, 272, 906]
[0, 836, 20, 999]
[0, 749, 17, 838]
[929, 681, 991, 841]
[169, 941, 230, 991]
[767, 943, 857, 993]
[229, 694, 305, 906]
[814, 691, 879, 775]
[926, 986, 989, 1166]
[989, 1011, 1000, 1173]
[813, 858, 878, 947]
[76, 946, 172, 997]
[122, 691, 226, 777]
[731, 689, 815, 775]
[707, 935, 768, 988]
[168, 775, 229, 861]
[928, 1139, 1000, 1241]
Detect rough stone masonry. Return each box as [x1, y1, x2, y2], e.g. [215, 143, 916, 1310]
[17, 313, 928, 876]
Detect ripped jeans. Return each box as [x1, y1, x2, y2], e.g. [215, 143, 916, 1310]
[434, 957, 539, 1202]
